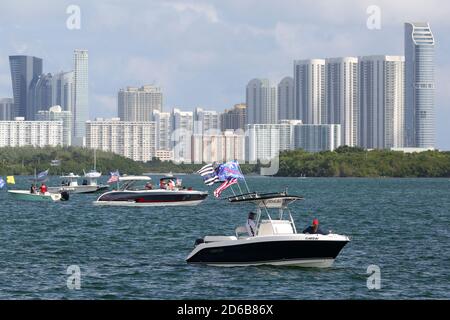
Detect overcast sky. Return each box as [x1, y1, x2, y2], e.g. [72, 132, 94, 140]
[0, 0, 449, 149]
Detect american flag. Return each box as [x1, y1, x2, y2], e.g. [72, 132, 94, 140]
[107, 170, 120, 183]
[214, 178, 237, 198]
[197, 164, 219, 185]
[197, 164, 214, 176]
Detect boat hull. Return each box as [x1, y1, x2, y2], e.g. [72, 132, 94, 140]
[8, 190, 61, 202]
[186, 236, 349, 268]
[93, 189, 208, 207]
[206, 258, 335, 268]
[48, 185, 109, 194]
[93, 199, 206, 207]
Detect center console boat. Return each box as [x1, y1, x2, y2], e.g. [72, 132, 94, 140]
[186, 191, 350, 267]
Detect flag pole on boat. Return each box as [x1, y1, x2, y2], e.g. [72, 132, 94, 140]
[236, 160, 251, 193]
[235, 179, 244, 194]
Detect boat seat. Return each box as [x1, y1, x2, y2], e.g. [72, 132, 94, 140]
[235, 226, 248, 238]
[258, 220, 294, 236]
[204, 236, 237, 243]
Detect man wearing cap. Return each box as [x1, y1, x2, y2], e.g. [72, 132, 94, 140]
[302, 218, 328, 235]
[246, 212, 257, 237]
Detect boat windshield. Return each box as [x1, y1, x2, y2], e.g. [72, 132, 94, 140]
[120, 180, 153, 191]
[228, 192, 303, 235]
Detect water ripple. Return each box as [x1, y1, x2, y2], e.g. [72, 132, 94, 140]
[0, 176, 448, 299]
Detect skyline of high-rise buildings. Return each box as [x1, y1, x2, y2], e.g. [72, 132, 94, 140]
[7, 51, 84, 148]
[28, 70, 75, 121]
[0, 21, 439, 162]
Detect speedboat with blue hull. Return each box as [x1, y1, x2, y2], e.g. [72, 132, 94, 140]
[186, 192, 350, 267]
[94, 176, 208, 207]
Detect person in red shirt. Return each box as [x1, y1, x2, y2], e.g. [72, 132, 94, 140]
[40, 183, 48, 194]
[302, 219, 329, 235]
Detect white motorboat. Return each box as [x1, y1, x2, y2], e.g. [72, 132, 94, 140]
[48, 172, 108, 194]
[186, 191, 350, 267]
[93, 176, 208, 207]
[8, 190, 68, 202]
[82, 149, 109, 192]
[8, 169, 69, 202]
[82, 169, 109, 192]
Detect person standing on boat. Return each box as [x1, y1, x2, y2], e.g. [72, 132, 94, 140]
[303, 219, 328, 235]
[246, 212, 257, 237]
[39, 183, 48, 194]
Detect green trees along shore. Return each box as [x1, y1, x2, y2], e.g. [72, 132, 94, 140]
[0, 146, 449, 177]
[278, 146, 450, 177]
[0, 146, 145, 176]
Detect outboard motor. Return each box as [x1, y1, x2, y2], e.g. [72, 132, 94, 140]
[60, 191, 70, 201]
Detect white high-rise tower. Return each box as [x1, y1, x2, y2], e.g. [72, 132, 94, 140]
[326, 57, 358, 146]
[278, 76, 295, 121]
[405, 22, 435, 148]
[73, 49, 89, 146]
[358, 55, 405, 149]
[246, 79, 278, 125]
[118, 85, 162, 122]
[294, 59, 326, 124]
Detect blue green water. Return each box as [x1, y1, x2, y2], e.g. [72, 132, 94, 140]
[0, 176, 449, 299]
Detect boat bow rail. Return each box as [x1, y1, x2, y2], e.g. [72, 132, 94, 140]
[227, 192, 304, 209]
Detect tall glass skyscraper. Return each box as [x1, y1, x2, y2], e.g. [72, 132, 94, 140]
[53, 71, 74, 113]
[0, 98, 14, 120]
[28, 73, 53, 120]
[294, 59, 326, 124]
[278, 76, 295, 121]
[358, 55, 405, 149]
[9, 55, 43, 119]
[326, 57, 358, 147]
[246, 79, 278, 125]
[405, 22, 435, 148]
[118, 85, 162, 122]
[73, 49, 89, 146]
